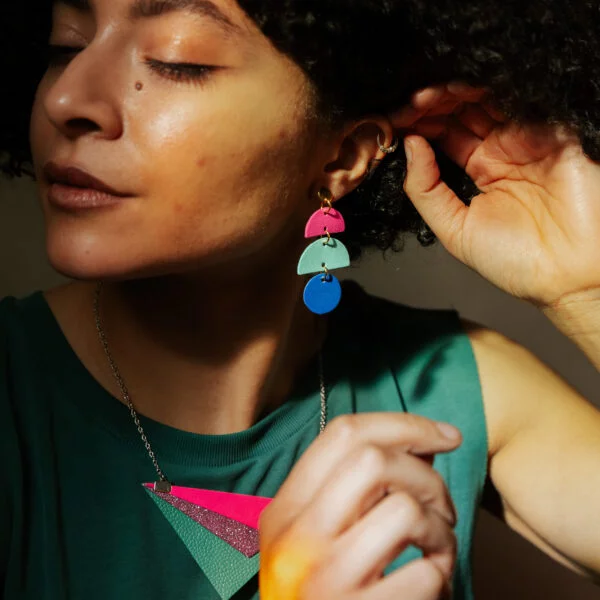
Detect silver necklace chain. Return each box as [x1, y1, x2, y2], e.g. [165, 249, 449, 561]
[93, 282, 328, 488]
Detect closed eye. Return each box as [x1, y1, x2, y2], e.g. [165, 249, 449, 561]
[145, 59, 217, 84]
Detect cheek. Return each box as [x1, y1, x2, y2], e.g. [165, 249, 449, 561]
[133, 96, 308, 216]
[119, 73, 316, 263]
[143, 146, 307, 264]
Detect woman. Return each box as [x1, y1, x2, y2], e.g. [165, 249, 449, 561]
[1, 0, 599, 598]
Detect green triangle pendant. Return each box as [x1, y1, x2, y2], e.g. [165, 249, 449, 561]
[145, 489, 260, 599]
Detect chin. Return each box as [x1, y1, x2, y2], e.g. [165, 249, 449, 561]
[46, 247, 142, 282]
[43, 222, 225, 282]
[44, 224, 160, 282]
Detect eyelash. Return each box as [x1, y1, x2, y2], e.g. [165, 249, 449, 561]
[45, 46, 215, 86]
[145, 59, 216, 85]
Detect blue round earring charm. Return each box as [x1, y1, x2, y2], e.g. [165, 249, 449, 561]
[297, 189, 350, 315]
[304, 271, 343, 315]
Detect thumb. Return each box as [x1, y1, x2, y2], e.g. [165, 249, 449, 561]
[403, 135, 468, 257]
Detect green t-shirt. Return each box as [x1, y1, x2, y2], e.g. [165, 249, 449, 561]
[0, 282, 488, 599]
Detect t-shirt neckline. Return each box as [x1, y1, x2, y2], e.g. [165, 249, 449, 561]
[26, 289, 346, 468]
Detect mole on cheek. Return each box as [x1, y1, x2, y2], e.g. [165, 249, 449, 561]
[135, 81, 144, 91]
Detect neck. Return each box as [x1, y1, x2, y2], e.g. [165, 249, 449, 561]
[81, 265, 327, 435]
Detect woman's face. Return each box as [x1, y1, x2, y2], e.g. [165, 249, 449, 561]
[30, 0, 326, 281]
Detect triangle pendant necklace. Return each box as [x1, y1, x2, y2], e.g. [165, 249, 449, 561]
[93, 282, 328, 600]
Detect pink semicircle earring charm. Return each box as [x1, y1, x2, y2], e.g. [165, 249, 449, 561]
[305, 208, 346, 239]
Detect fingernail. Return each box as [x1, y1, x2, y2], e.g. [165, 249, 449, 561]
[404, 139, 413, 163]
[436, 422, 461, 441]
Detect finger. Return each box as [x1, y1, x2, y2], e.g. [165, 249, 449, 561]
[437, 116, 482, 169]
[424, 100, 461, 118]
[390, 104, 429, 130]
[390, 83, 484, 129]
[327, 493, 456, 591]
[403, 135, 469, 258]
[409, 116, 449, 139]
[262, 414, 462, 537]
[412, 85, 449, 111]
[482, 100, 509, 123]
[295, 446, 457, 540]
[454, 103, 498, 139]
[446, 81, 489, 103]
[364, 558, 451, 600]
[389, 86, 450, 129]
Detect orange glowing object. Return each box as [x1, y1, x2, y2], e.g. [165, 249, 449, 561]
[260, 540, 322, 600]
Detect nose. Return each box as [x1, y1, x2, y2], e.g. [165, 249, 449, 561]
[43, 43, 124, 142]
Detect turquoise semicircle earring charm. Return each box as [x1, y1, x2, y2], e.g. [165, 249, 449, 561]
[304, 273, 342, 315]
[297, 238, 351, 275]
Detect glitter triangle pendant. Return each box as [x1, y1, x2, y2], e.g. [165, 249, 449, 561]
[145, 488, 262, 600]
[147, 489, 261, 557]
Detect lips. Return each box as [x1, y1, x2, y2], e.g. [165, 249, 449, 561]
[43, 162, 129, 197]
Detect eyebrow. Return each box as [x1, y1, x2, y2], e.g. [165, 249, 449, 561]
[129, 0, 240, 33]
[56, 0, 240, 35]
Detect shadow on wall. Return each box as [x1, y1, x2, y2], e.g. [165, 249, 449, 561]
[1, 176, 599, 599]
[0, 177, 68, 297]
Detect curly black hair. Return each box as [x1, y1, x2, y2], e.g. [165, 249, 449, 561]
[2, 0, 600, 259]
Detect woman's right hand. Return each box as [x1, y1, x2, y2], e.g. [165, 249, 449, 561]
[259, 413, 463, 599]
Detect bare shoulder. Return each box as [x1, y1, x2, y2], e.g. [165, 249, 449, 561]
[458, 319, 600, 576]
[458, 318, 595, 457]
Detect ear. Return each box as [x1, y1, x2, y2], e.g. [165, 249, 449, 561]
[319, 115, 396, 201]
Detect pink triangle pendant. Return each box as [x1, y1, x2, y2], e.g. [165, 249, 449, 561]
[144, 484, 273, 529]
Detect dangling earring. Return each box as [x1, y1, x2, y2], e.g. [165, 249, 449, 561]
[297, 188, 351, 315]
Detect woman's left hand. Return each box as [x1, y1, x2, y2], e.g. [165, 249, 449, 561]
[391, 83, 600, 309]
